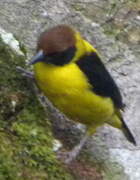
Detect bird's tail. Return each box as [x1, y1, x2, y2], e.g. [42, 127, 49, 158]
[109, 110, 136, 146]
[121, 117, 136, 145]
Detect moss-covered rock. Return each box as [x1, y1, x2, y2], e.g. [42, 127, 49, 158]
[0, 31, 73, 180]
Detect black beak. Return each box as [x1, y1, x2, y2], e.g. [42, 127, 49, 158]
[28, 50, 46, 65]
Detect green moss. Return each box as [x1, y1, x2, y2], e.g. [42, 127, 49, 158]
[0, 36, 74, 179]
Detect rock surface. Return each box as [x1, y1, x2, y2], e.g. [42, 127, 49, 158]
[0, 0, 140, 179]
[0, 28, 74, 180]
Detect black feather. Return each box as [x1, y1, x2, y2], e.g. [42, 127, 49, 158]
[121, 117, 136, 145]
[76, 52, 124, 109]
[46, 47, 76, 65]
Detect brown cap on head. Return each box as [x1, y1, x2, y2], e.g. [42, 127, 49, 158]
[37, 25, 76, 54]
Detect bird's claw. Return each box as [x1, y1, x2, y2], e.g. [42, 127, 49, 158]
[57, 146, 81, 164]
[16, 66, 34, 79]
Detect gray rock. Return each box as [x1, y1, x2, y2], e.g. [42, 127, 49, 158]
[0, 0, 139, 179]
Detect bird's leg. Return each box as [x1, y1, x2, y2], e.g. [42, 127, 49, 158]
[16, 66, 34, 79]
[64, 133, 89, 164]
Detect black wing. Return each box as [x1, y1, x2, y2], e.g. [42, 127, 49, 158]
[76, 52, 124, 109]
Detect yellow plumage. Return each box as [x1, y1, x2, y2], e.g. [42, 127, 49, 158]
[29, 25, 135, 163]
[33, 32, 121, 134]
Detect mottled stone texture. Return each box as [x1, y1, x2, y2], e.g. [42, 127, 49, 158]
[0, 0, 139, 179]
[0, 29, 74, 180]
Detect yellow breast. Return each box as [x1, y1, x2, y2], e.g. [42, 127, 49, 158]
[34, 62, 114, 126]
[34, 62, 91, 97]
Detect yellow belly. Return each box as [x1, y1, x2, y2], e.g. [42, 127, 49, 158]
[34, 62, 114, 127]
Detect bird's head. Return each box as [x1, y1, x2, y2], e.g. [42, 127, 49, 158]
[29, 25, 86, 66]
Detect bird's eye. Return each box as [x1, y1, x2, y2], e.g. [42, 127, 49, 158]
[45, 47, 76, 66]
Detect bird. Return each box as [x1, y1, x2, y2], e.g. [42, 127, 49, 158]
[29, 24, 136, 163]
